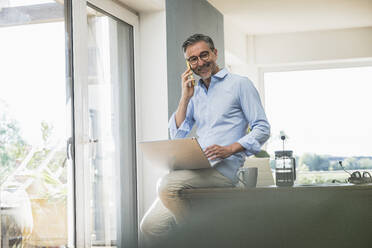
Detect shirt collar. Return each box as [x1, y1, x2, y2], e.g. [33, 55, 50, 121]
[197, 67, 229, 86]
[213, 67, 228, 79]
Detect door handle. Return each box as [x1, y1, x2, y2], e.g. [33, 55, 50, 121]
[66, 136, 74, 160]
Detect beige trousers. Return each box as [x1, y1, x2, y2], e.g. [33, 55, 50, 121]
[140, 168, 234, 246]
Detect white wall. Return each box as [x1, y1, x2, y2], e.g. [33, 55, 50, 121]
[137, 10, 169, 219]
[224, 19, 261, 96]
[254, 26, 372, 65]
[224, 18, 247, 65]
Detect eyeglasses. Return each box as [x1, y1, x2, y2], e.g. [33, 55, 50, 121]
[187, 51, 210, 65]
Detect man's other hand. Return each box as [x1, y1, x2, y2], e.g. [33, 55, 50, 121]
[204, 145, 233, 160]
[204, 143, 244, 160]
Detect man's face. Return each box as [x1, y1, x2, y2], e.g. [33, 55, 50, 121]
[185, 41, 218, 81]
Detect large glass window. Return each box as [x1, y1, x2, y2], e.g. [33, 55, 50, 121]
[265, 66, 372, 184]
[0, 1, 73, 247]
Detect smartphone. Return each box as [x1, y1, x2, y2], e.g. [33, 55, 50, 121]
[186, 60, 196, 87]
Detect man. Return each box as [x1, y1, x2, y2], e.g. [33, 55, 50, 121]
[140, 34, 270, 245]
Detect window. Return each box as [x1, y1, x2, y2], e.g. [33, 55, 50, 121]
[0, 1, 73, 247]
[264, 66, 372, 184]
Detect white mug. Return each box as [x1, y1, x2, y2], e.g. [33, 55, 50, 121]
[237, 167, 258, 188]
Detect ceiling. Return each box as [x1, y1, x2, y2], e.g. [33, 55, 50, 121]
[116, 0, 164, 13]
[208, 0, 372, 35]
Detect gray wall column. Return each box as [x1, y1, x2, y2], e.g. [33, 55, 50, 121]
[166, 0, 225, 120]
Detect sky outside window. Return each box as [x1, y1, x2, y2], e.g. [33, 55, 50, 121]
[264, 66, 372, 157]
[0, 22, 66, 146]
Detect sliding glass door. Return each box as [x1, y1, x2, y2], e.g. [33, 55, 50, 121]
[0, 1, 138, 247]
[71, 1, 138, 247]
[85, 4, 137, 247]
[0, 1, 74, 247]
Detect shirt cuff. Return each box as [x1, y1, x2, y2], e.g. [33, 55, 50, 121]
[168, 113, 193, 139]
[237, 136, 262, 157]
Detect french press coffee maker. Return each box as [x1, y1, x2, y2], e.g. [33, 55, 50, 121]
[275, 135, 296, 186]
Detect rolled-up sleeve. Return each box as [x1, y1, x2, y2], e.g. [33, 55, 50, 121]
[168, 99, 195, 139]
[237, 78, 271, 156]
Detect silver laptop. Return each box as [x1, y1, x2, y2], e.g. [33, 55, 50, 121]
[139, 137, 220, 170]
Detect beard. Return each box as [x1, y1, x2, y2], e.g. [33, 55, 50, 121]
[192, 61, 216, 80]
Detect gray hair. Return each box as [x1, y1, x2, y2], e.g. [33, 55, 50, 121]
[182, 34, 215, 53]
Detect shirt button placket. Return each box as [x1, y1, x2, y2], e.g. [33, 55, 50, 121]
[206, 80, 212, 138]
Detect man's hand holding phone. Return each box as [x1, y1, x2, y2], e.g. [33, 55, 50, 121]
[181, 66, 195, 101]
[175, 62, 196, 128]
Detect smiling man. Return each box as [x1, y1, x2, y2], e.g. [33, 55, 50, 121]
[140, 34, 270, 246]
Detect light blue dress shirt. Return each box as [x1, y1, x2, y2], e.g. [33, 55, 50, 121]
[168, 68, 270, 183]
